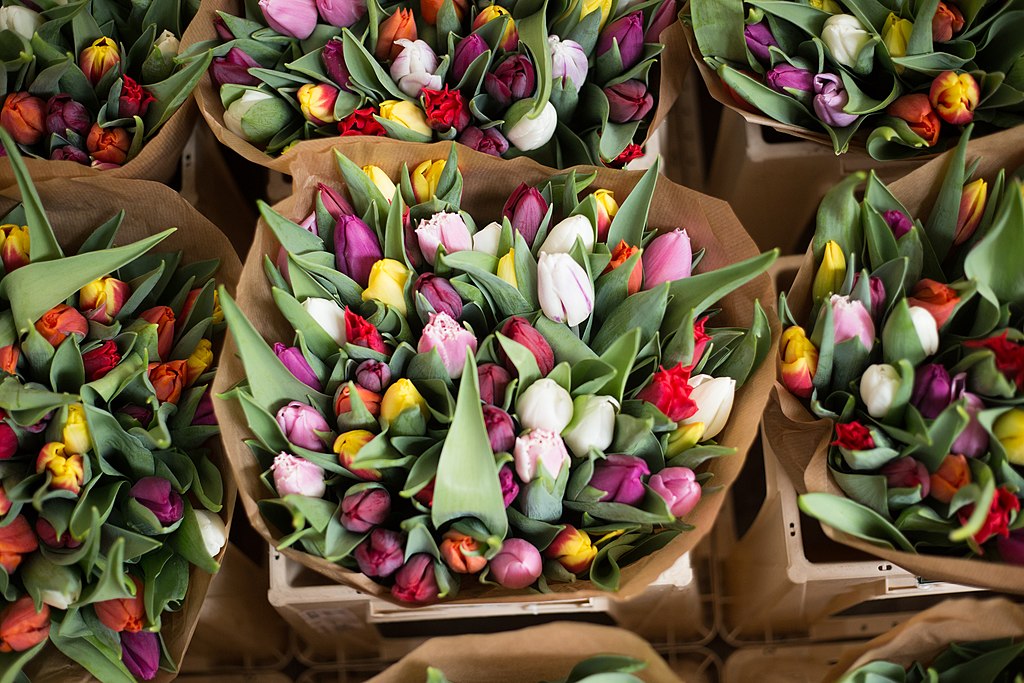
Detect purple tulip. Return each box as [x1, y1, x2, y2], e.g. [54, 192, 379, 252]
[356, 359, 392, 393]
[459, 126, 510, 157]
[275, 401, 331, 452]
[911, 364, 953, 419]
[50, 146, 88, 164]
[355, 528, 404, 577]
[316, 182, 355, 221]
[883, 209, 913, 239]
[484, 54, 536, 108]
[597, 12, 644, 70]
[853, 273, 886, 320]
[880, 458, 931, 497]
[274, 343, 323, 391]
[452, 34, 487, 83]
[642, 229, 692, 289]
[392, 553, 440, 604]
[121, 631, 160, 681]
[478, 363, 511, 406]
[341, 487, 391, 532]
[998, 530, 1024, 565]
[192, 391, 217, 426]
[765, 64, 814, 94]
[121, 404, 153, 426]
[590, 454, 650, 505]
[415, 273, 463, 319]
[214, 16, 234, 40]
[315, 0, 365, 28]
[645, 0, 678, 42]
[130, 477, 184, 526]
[489, 538, 542, 589]
[813, 73, 858, 127]
[649, 467, 701, 517]
[499, 464, 519, 507]
[259, 0, 318, 39]
[744, 21, 778, 62]
[321, 39, 351, 89]
[271, 452, 326, 497]
[501, 183, 547, 247]
[952, 391, 988, 457]
[45, 94, 90, 136]
[335, 214, 383, 287]
[482, 405, 515, 453]
[604, 80, 654, 123]
[211, 47, 261, 87]
[830, 295, 875, 350]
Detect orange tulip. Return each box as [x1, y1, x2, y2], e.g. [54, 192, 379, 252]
[140, 305, 176, 360]
[932, 1, 964, 42]
[780, 326, 819, 399]
[601, 240, 643, 295]
[954, 178, 987, 246]
[886, 94, 941, 147]
[375, 9, 417, 61]
[0, 92, 46, 145]
[907, 279, 959, 328]
[35, 304, 88, 348]
[421, 0, 466, 24]
[335, 384, 382, 418]
[86, 124, 130, 165]
[930, 454, 971, 504]
[0, 224, 29, 272]
[148, 361, 187, 404]
[0, 596, 50, 653]
[0, 345, 19, 375]
[0, 515, 38, 573]
[929, 71, 979, 125]
[36, 442, 85, 495]
[333, 429, 381, 480]
[439, 530, 487, 574]
[94, 576, 145, 632]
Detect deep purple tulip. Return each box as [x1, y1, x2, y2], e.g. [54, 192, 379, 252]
[482, 405, 515, 453]
[589, 454, 649, 506]
[335, 214, 383, 287]
[998, 530, 1024, 565]
[952, 391, 989, 457]
[316, 182, 356, 222]
[192, 391, 217, 426]
[597, 12, 644, 70]
[121, 404, 154, 426]
[911, 364, 953, 419]
[853, 273, 886, 320]
[121, 631, 160, 681]
[645, 0, 678, 42]
[273, 343, 323, 391]
[211, 47, 261, 87]
[501, 183, 547, 247]
[499, 464, 519, 507]
[130, 477, 184, 526]
[765, 64, 814, 94]
[50, 146, 88, 164]
[45, 94, 90, 136]
[813, 73, 858, 127]
[415, 273, 463, 319]
[603, 80, 654, 123]
[744, 21, 778, 62]
[478, 363, 512, 406]
[452, 34, 487, 83]
[459, 126, 509, 157]
[881, 457, 931, 497]
[321, 38, 350, 89]
[214, 16, 234, 40]
[883, 209, 913, 239]
[484, 54, 535, 108]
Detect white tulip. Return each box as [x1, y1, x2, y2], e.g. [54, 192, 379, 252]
[516, 378, 574, 433]
[537, 252, 595, 327]
[389, 39, 441, 97]
[504, 100, 558, 152]
[302, 296, 347, 346]
[154, 29, 180, 59]
[681, 374, 736, 441]
[0, 6, 42, 40]
[538, 214, 595, 254]
[473, 221, 502, 256]
[223, 90, 292, 144]
[195, 510, 228, 557]
[908, 305, 939, 357]
[821, 14, 873, 68]
[860, 364, 901, 418]
[549, 35, 588, 93]
[562, 394, 619, 457]
[22, 556, 81, 610]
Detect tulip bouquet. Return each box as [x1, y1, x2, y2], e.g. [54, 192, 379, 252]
[0, 0, 211, 170]
[219, 142, 775, 604]
[0, 130, 233, 681]
[772, 128, 1024, 568]
[201, 0, 681, 167]
[837, 638, 1024, 683]
[688, 0, 1024, 159]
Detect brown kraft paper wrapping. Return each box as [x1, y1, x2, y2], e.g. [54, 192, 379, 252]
[211, 136, 778, 606]
[827, 597, 1024, 681]
[367, 623, 684, 683]
[761, 125, 1024, 593]
[2, 177, 243, 682]
[192, 0, 690, 174]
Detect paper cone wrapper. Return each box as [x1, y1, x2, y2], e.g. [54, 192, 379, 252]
[211, 136, 777, 606]
[1, 177, 243, 682]
[762, 125, 1024, 593]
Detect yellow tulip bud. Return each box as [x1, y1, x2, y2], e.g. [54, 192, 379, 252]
[212, 290, 224, 325]
[497, 249, 517, 287]
[362, 165, 398, 203]
[379, 99, 432, 137]
[810, 0, 842, 12]
[812, 240, 847, 302]
[544, 525, 597, 573]
[333, 429, 381, 480]
[882, 13, 913, 62]
[593, 189, 618, 240]
[62, 405, 90, 455]
[666, 422, 705, 458]
[994, 408, 1024, 466]
[411, 159, 445, 203]
[0, 224, 30, 272]
[362, 258, 411, 315]
[380, 378, 429, 424]
[780, 326, 819, 399]
[186, 338, 213, 386]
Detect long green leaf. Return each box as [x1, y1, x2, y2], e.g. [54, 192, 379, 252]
[0, 127, 62, 261]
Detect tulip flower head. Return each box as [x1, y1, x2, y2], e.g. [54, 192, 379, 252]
[0, 597, 49, 653]
[537, 252, 595, 327]
[642, 229, 692, 289]
[363, 259, 411, 316]
[548, 36, 588, 93]
[859, 363, 900, 418]
[1, 93, 46, 145]
[130, 477, 184, 526]
[390, 40, 441, 97]
[562, 394, 618, 457]
[881, 458, 931, 497]
[544, 525, 597, 573]
[503, 100, 557, 151]
[94, 576, 146, 632]
[459, 126, 510, 157]
[416, 212, 472, 266]
[502, 184, 548, 247]
[259, 0, 318, 39]
[274, 343, 322, 391]
[334, 429, 381, 480]
[954, 178, 987, 246]
[440, 530, 487, 574]
[0, 224, 29, 272]
[887, 94, 941, 146]
[272, 452, 327, 497]
[597, 12, 644, 70]
[0, 6, 41, 41]
[593, 189, 618, 242]
[681, 374, 736, 441]
[830, 295, 875, 350]
[356, 528, 405, 577]
[474, 5, 517, 50]
[80, 37, 121, 85]
[35, 304, 88, 348]
[930, 454, 971, 503]
[995, 408, 1024, 466]
[452, 34, 488, 83]
[516, 378, 574, 433]
[277, 401, 332, 451]
[780, 326, 819, 399]
[514, 428, 570, 482]
[355, 359, 392, 393]
[341, 487, 391, 532]
[80, 276, 131, 324]
[765, 64, 815, 95]
[882, 12, 912, 60]
[83, 340, 121, 381]
[952, 392, 989, 458]
[148, 360, 187, 404]
[417, 311, 478, 378]
[61, 404, 90, 455]
[0, 516, 37, 573]
[813, 73, 857, 127]
[908, 279, 959, 328]
[381, 378, 429, 423]
[831, 421, 875, 451]
[392, 553, 440, 603]
[590, 454, 650, 505]
[649, 467, 702, 517]
[958, 487, 1020, 545]
[821, 14, 873, 68]
[36, 442, 85, 494]
[298, 83, 340, 125]
[907, 305, 940, 357]
[743, 21, 777, 62]
[486, 54, 537, 109]
[121, 631, 160, 681]
[929, 71, 979, 125]
[911, 364, 954, 419]
[489, 538, 542, 589]
[637, 363, 697, 421]
[316, 0, 366, 28]
[932, 2, 964, 42]
[812, 240, 847, 302]
[379, 99, 433, 137]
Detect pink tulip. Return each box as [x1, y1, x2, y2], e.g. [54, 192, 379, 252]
[340, 487, 391, 532]
[514, 429, 569, 483]
[259, 0, 318, 38]
[589, 454, 649, 506]
[271, 452, 326, 497]
[489, 538, 542, 589]
[416, 312, 478, 379]
[642, 229, 692, 289]
[415, 212, 472, 266]
[392, 553, 439, 604]
[830, 294, 875, 350]
[355, 529, 404, 577]
[649, 467, 701, 517]
[275, 401, 331, 452]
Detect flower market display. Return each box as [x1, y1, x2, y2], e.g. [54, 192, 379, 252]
[770, 128, 1024, 577]
[688, 0, 1024, 159]
[199, 0, 683, 168]
[0, 0, 211, 176]
[215, 140, 777, 605]
[0, 129, 240, 681]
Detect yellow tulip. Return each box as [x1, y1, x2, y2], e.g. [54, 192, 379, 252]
[497, 249, 517, 287]
[61, 405, 90, 455]
[379, 99, 432, 137]
[186, 338, 213, 386]
[812, 240, 847, 302]
[362, 258, 410, 315]
[882, 13, 913, 69]
[381, 379, 429, 423]
[362, 165, 398, 203]
[411, 159, 445, 203]
[995, 408, 1024, 465]
[666, 422, 705, 458]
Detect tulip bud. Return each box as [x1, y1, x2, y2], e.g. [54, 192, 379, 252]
[780, 326, 819, 399]
[62, 404, 90, 455]
[196, 392, 219, 427]
[497, 249, 517, 287]
[599, 240, 642, 295]
[341, 487, 391, 532]
[907, 279, 959, 328]
[149, 361, 187, 404]
[130, 476, 184, 526]
[910, 364, 955, 419]
[667, 421, 704, 454]
[440, 531, 487, 574]
[193, 510, 227, 556]
[0, 516, 37, 573]
[259, 0, 317, 38]
[995, 408, 1024, 465]
[79, 276, 130, 324]
[138, 306, 175, 361]
[474, 5, 517, 51]
[35, 517, 79, 550]
[907, 305, 940, 356]
[453, 34, 487, 83]
[885, 94, 941, 146]
[382, 97, 434, 137]
[499, 317, 555, 376]
[514, 428, 570, 483]
[766, 64, 815, 95]
[345, 307, 388, 355]
[331, 215, 383, 288]
[0, 486, 10, 516]
[272, 452, 326, 497]
[681, 375, 736, 441]
[543, 525, 596, 573]
[597, 12, 643, 70]
[502, 184, 547, 247]
[590, 454, 649, 505]
[421, 0, 466, 24]
[517, 378, 574, 433]
[881, 458, 930, 497]
[416, 212, 472, 266]
[650, 467, 701, 517]
[485, 54, 537, 109]
[743, 20, 777, 62]
[562, 394, 618, 458]
[857, 363, 900, 418]
[376, 9, 417, 61]
[392, 553, 439, 604]
[352, 360, 390, 394]
[476, 363, 511, 407]
[22, 555, 81, 611]
[593, 189, 618, 242]
[362, 259, 411, 315]
[929, 71, 979, 125]
[645, 0, 678, 40]
[223, 90, 294, 144]
[642, 229, 692, 289]
[87, 123, 130, 165]
[298, 83, 340, 125]
[813, 73, 858, 127]
[415, 273, 463, 319]
[459, 126, 510, 157]
[121, 630, 159, 681]
[954, 178, 986, 246]
[154, 29, 179, 59]
[298, 297, 345, 347]
[118, 76, 154, 118]
[1, 92, 46, 145]
[411, 159, 445, 204]
[335, 384, 382, 418]
[36, 442, 85, 494]
[316, 0, 366, 28]
[932, 1, 964, 42]
[882, 12, 912, 60]
[930, 453, 971, 503]
[334, 430, 381, 480]
[489, 538, 542, 589]
[548, 36, 588, 93]
[503, 100, 557, 152]
[45, 94, 90, 137]
[958, 487, 1019, 545]
[821, 14, 872, 68]
[952, 392, 988, 458]
[853, 273, 886, 320]
[603, 80, 654, 124]
[211, 47, 262, 87]
[417, 312, 478, 379]
[538, 215, 595, 256]
[998, 531, 1024, 565]
[95, 576, 146, 632]
[390, 40, 441, 97]
[318, 39, 351, 90]
[273, 343, 323, 391]
[185, 338, 213, 386]
[355, 528, 404, 577]
[80, 37, 120, 85]
[883, 209, 913, 239]
[830, 294, 875, 350]
[0, 224, 29, 272]
[83, 340, 121, 381]
[482, 404, 515, 453]
[0, 596, 50, 653]
[276, 401, 331, 452]
[381, 378, 429, 423]
[812, 240, 846, 302]
[0, 6, 41, 40]
[362, 165, 398, 202]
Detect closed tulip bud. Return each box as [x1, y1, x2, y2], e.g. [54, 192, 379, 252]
[681, 374, 736, 441]
[601, 240, 642, 295]
[0, 597, 49, 653]
[604, 80, 654, 124]
[362, 165, 398, 202]
[502, 185, 547, 247]
[193, 510, 227, 556]
[211, 47, 261, 87]
[83, 340, 121, 381]
[416, 273, 463, 319]
[51, 146, 88, 167]
[590, 454, 649, 505]
[341, 487, 391, 532]
[121, 630, 159, 681]
[80, 37, 120, 85]
[416, 212, 472, 265]
[355, 528, 404, 577]
[381, 379, 429, 424]
[299, 297, 346, 347]
[272, 452, 326, 497]
[489, 538, 542, 589]
[362, 259, 411, 315]
[335, 384, 382, 418]
[316, 0, 366, 28]
[548, 36, 589, 93]
[223, 90, 294, 144]
[0, 422, 16, 460]
[390, 40, 441, 97]
[932, 1, 964, 42]
[260, 0, 317, 38]
[62, 404, 90, 455]
[514, 428, 570, 482]
[392, 553, 439, 603]
[881, 457, 930, 497]
[22, 554, 81, 611]
[593, 189, 618, 242]
[117, 76, 154, 118]
[95, 576, 146, 632]
[154, 29, 179, 59]
[886, 94, 941, 146]
[930, 454, 970, 503]
[459, 126, 509, 157]
[483, 404, 515, 452]
[35, 517, 79, 550]
[36, 442, 85, 494]
[345, 307, 388, 355]
[418, 312, 478, 379]
[45, 94, 90, 137]
[478, 363, 511, 406]
[995, 408, 1024, 465]
[334, 429, 381, 480]
[411, 159, 446, 203]
[503, 100, 557, 152]
[139, 306, 175, 360]
[743, 20, 777, 62]
[276, 401, 331, 452]
[0, 224, 29, 272]
[517, 378, 573, 433]
[355, 360, 392, 394]
[500, 317, 555, 376]
[954, 178, 986, 246]
[440, 530, 487, 574]
[780, 326, 819, 399]
[650, 467, 702, 517]
[544, 525, 596, 573]
[822, 14, 872, 68]
[646, 0, 678, 40]
[883, 209, 913, 239]
[858, 364, 900, 418]
[333, 215, 382, 287]
[562, 394, 618, 458]
[148, 360, 187, 404]
[930, 71, 979, 125]
[638, 363, 696, 422]
[813, 240, 846, 302]
[597, 12, 644, 70]
[376, 9, 417, 61]
[130, 476, 184, 526]
[499, 464, 519, 506]
[0, 516, 37, 573]
[186, 338, 213, 386]
[642, 229, 692, 289]
[486, 54, 537, 108]
[538, 253, 595, 327]
[273, 343, 322, 391]
[882, 12, 912, 60]
[79, 276, 130, 324]
[474, 5, 517, 50]
[830, 295, 875, 350]
[908, 279, 959, 328]
[497, 249, 517, 287]
[766, 63, 815, 94]
[952, 392, 988, 458]
[319, 39, 351, 90]
[539, 214, 595, 255]
[453, 35, 488, 83]
[298, 83, 339, 125]
[907, 305, 940, 356]
[911, 364, 954, 419]
[813, 73, 858, 127]
[87, 123, 130, 165]
[1, 92, 46, 145]
[0, 345, 16, 377]
[0, 6, 41, 40]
